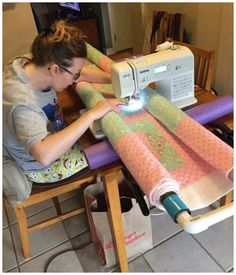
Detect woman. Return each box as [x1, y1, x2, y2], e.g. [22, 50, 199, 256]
[3, 20, 113, 183]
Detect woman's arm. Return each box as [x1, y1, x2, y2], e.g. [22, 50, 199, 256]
[79, 66, 111, 84]
[30, 100, 112, 167]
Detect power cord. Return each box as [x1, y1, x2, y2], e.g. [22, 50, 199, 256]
[149, 205, 166, 216]
[150, 212, 166, 216]
[44, 240, 92, 272]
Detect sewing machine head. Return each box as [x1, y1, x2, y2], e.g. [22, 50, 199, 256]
[111, 45, 197, 109]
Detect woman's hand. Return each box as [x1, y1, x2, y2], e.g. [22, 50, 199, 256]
[88, 100, 113, 121]
[30, 100, 113, 167]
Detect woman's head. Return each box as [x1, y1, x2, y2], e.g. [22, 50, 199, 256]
[31, 20, 87, 67]
[30, 20, 87, 90]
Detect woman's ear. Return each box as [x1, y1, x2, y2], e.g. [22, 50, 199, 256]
[48, 64, 59, 76]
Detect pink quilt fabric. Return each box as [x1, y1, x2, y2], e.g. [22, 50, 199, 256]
[76, 44, 233, 211]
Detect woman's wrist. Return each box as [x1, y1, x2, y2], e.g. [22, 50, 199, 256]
[80, 109, 94, 124]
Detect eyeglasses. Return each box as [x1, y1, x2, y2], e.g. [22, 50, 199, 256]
[58, 65, 81, 82]
[48, 64, 81, 82]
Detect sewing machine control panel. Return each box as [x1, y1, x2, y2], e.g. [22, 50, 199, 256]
[172, 73, 194, 100]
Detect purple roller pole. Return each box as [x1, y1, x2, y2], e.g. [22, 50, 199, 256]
[84, 96, 233, 169]
[185, 95, 233, 125]
[83, 141, 120, 169]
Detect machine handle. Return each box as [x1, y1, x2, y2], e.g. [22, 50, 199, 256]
[122, 166, 150, 216]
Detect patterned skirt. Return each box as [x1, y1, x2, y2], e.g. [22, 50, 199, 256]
[24, 143, 88, 183]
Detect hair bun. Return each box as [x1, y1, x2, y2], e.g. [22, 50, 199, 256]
[31, 19, 87, 66]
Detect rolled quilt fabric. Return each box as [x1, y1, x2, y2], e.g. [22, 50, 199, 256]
[140, 87, 233, 180]
[86, 43, 113, 73]
[83, 96, 233, 169]
[77, 82, 179, 209]
[76, 82, 105, 108]
[101, 111, 180, 209]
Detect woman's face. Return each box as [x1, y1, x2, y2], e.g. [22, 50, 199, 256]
[51, 57, 85, 91]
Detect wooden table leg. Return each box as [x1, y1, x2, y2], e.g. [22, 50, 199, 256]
[102, 170, 129, 272]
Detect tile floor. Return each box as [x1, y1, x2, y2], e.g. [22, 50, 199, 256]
[2, 188, 234, 273]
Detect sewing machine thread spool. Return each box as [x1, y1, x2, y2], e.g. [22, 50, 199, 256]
[155, 41, 173, 52]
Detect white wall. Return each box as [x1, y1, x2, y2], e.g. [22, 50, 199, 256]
[3, 3, 38, 67]
[214, 4, 233, 96]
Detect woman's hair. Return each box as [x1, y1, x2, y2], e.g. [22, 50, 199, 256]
[31, 20, 87, 67]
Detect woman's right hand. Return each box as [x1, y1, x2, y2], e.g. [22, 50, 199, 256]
[89, 100, 113, 121]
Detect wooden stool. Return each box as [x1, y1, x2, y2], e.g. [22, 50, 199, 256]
[13, 168, 98, 259]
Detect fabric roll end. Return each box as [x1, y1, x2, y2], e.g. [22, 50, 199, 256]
[148, 178, 180, 210]
[226, 168, 234, 181]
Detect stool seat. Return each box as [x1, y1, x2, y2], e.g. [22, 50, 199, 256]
[32, 166, 92, 189]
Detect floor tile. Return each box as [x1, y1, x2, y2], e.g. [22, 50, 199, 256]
[75, 243, 116, 272]
[72, 231, 153, 273]
[193, 216, 233, 271]
[71, 231, 115, 272]
[150, 208, 182, 246]
[59, 193, 83, 212]
[19, 241, 83, 272]
[127, 256, 153, 272]
[4, 200, 18, 225]
[61, 195, 89, 238]
[58, 189, 81, 202]
[63, 213, 89, 238]
[3, 202, 8, 229]
[24, 198, 54, 217]
[144, 231, 223, 272]
[46, 249, 84, 272]
[11, 207, 69, 264]
[3, 228, 18, 272]
[4, 198, 54, 226]
[8, 267, 20, 272]
[70, 229, 92, 248]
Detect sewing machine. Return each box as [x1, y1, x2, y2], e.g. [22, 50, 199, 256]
[111, 45, 197, 108]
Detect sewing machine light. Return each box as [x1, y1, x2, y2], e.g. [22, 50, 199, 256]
[120, 96, 144, 112]
[128, 98, 143, 110]
[125, 97, 143, 112]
